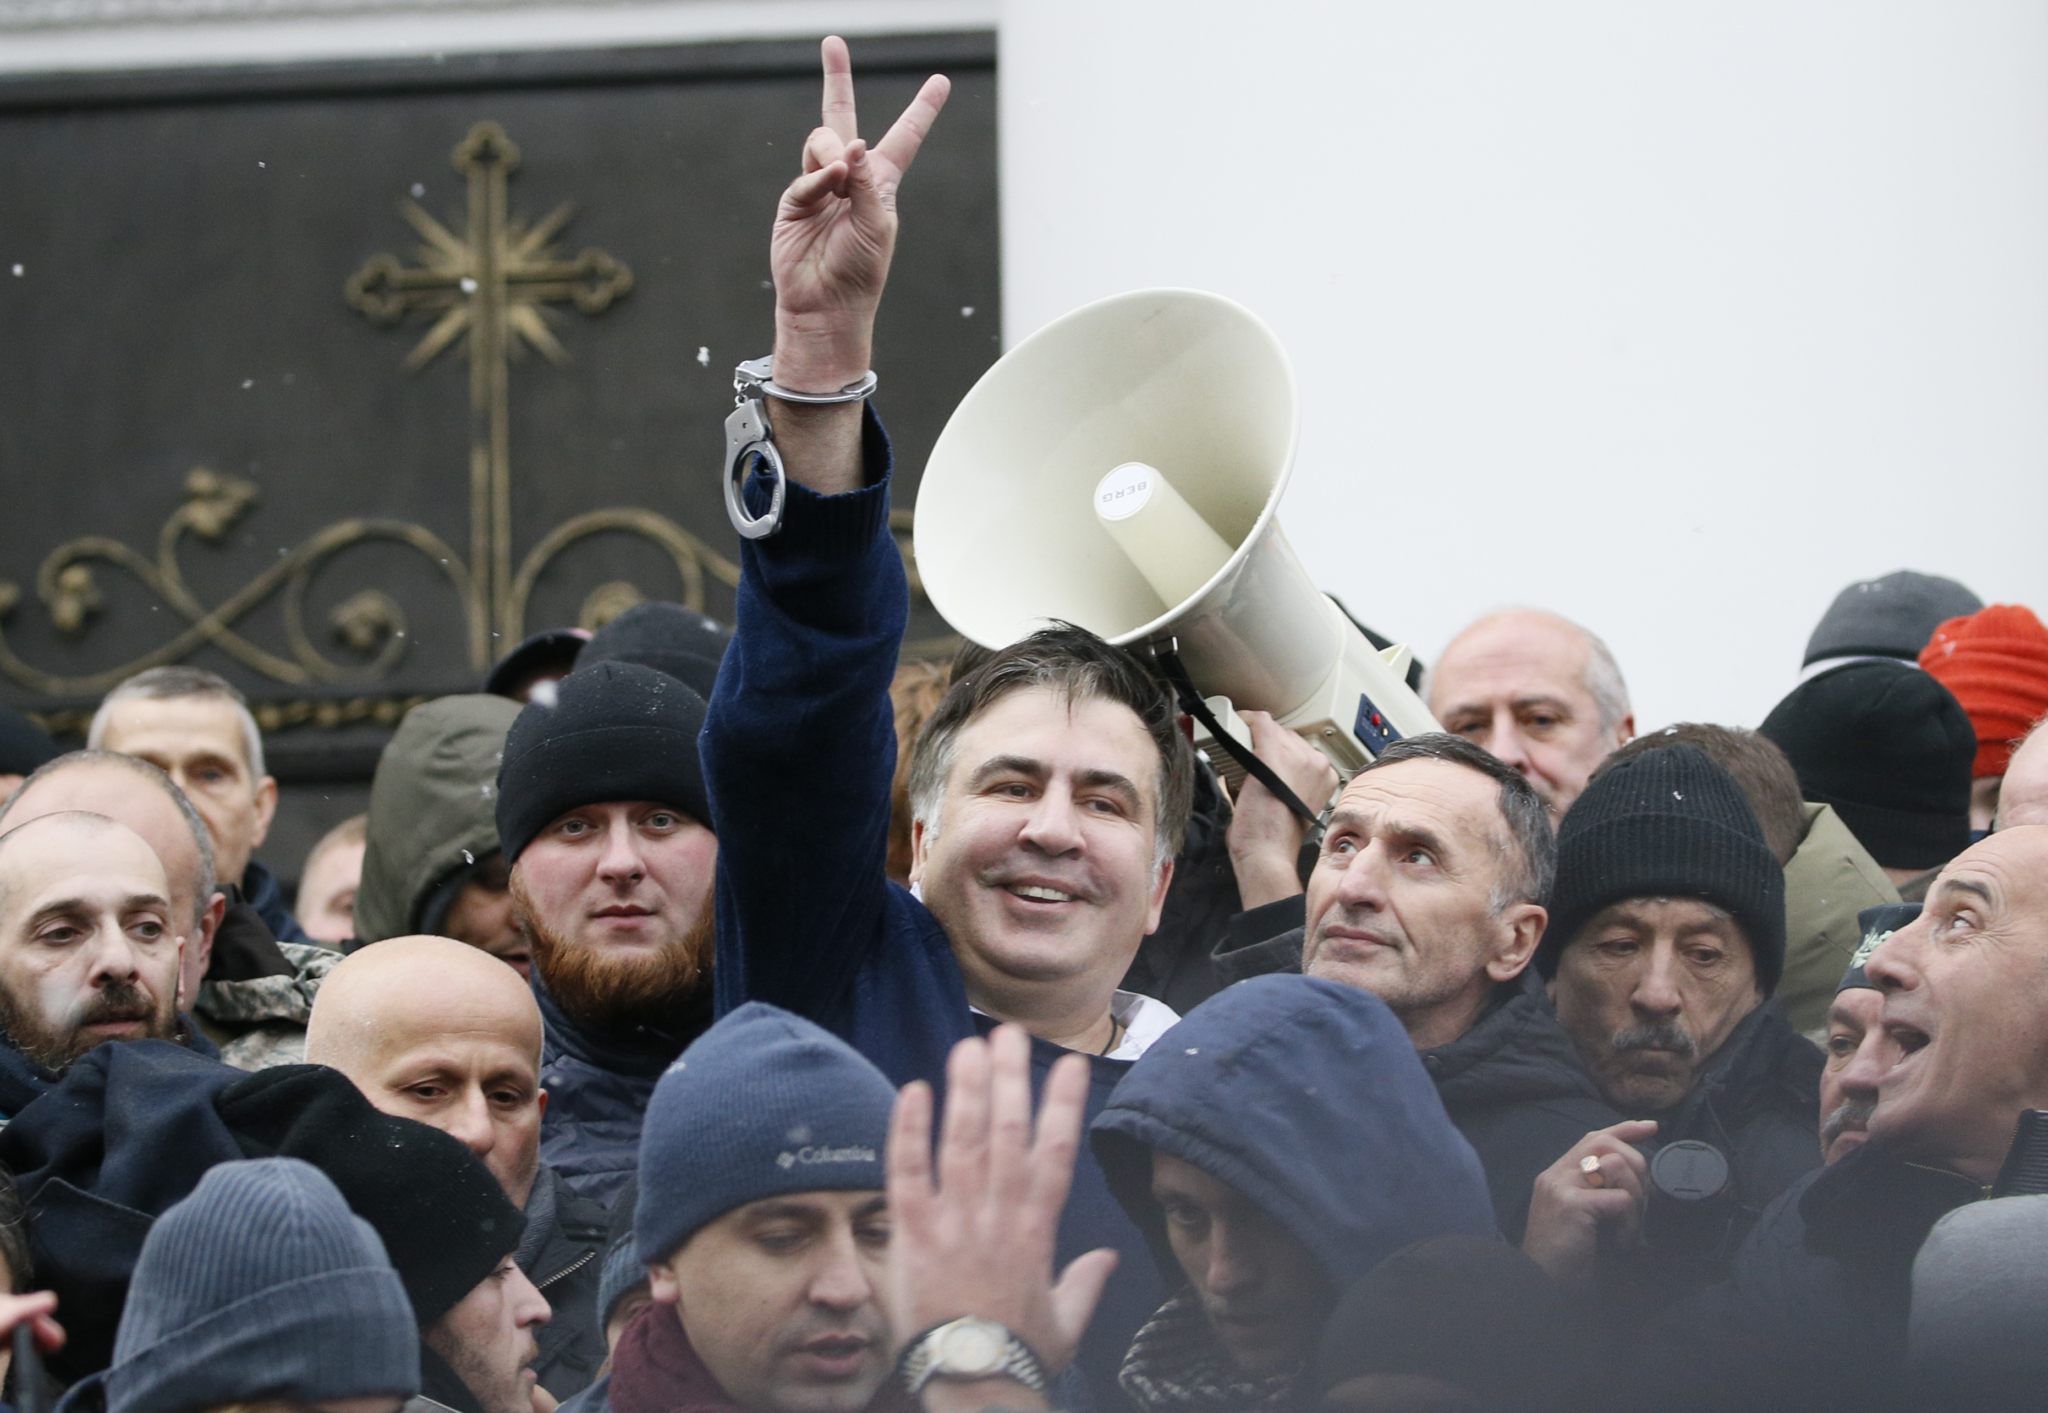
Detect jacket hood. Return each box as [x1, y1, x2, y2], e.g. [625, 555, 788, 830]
[355, 695, 523, 943]
[1090, 975, 1497, 1290]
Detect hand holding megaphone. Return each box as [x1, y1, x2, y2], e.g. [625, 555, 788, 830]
[914, 289, 1441, 796]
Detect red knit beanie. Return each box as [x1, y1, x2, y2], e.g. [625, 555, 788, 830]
[1919, 604, 2048, 777]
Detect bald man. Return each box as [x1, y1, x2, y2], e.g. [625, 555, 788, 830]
[1430, 609, 1635, 816]
[0, 812, 187, 1102]
[1997, 718, 2048, 830]
[307, 935, 607, 1398]
[0, 750, 334, 1070]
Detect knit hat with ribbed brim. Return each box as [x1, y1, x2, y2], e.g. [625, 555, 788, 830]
[1919, 604, 2048, 778]
[1804, 570, 1983, 667]
[495, 659, 710, 863]
[1759, 659, 1974, 872]
[1539, 744, 1786, 993]
[102, 1158, 418, 1413]
[217, 1064, 526, 1326]
[636, 1003, 896, 1266]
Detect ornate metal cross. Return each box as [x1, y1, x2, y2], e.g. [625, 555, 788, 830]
[345, 121, 634, 663]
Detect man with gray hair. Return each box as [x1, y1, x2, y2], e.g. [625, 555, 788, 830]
[1429, 608, 1634, 817]
[1220, 732, 1621, 1240]
[88, 665, 306, 947]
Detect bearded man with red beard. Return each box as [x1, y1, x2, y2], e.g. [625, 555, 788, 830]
[495, 660, 718, 1207]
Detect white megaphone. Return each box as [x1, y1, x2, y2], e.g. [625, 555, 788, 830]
[914, 288, 1439, 791]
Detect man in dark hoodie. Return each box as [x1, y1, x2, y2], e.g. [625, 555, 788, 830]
[354, 694, 528, 971]
[496, 660, 718, 1206]
[1524, 744, 1821, 1301]
[1090, 975, 1498, 1412]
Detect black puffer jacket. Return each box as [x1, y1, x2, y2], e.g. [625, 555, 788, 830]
[1423, 974, 1623, 1242]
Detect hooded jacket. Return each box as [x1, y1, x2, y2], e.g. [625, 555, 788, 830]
[1091, 976, 1498, 1404]
[1777, 803, 1900, 1035]
[354, 695, 523, 944]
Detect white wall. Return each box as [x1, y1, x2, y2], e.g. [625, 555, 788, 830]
[998, 2, 2048, 729]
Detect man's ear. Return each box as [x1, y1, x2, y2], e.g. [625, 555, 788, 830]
[1487, 903, 1547, 982]
[1143, 856, 1175, 937]
[249, 775, 278, 851]
[1613, 714, 1637, 750]
[536, 1088, 548, 1120]
[194, 891, 226, 975]
[646, 1259, 681, 1306]
[908, 817, 930, 888]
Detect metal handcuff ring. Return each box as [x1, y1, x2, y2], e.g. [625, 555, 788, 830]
[722, 355, 879, 540]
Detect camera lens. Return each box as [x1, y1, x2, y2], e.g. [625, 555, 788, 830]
[1650, 1140, 1730, 1204]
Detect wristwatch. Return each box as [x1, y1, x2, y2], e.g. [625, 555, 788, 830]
[898, 1317, 1048, 1395]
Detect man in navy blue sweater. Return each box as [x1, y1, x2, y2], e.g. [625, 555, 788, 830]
[701, 37, 1228, 1399]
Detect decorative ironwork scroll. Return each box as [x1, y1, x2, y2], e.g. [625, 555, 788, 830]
[0, 120, 754, 700]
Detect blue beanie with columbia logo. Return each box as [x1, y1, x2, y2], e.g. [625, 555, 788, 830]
[636, 1002, 898, 1265]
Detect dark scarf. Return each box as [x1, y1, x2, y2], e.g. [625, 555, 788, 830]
[611, 1303, 913, 1413]
[1119, 1291, 1297, 1413]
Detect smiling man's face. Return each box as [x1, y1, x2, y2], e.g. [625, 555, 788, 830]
[911, 686, 1171, 1020]
[1863, 826, 2048, 1183]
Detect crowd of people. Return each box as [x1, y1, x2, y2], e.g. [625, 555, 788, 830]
[0, 35, 2045, 1413]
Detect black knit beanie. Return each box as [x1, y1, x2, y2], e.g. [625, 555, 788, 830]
[495, 660, 710, 863]
[1538, 744, 1786, 993]
[217, 1065, 526, 1325]
[1758, 659, 1973, 871]
[576, 602, 730, 703]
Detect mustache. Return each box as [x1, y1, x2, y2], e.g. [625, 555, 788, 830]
[1821, 1098, 1875, 1149]
[72, 983, 155, 1027]
[1610, 1021, 1698, 1059]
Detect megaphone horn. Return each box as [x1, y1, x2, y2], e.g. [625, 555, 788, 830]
[913, 288, 1439, 801]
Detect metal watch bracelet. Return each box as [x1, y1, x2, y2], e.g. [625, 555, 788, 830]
[721, 355, 878, 540]
[898, 1317, 1049, 1397]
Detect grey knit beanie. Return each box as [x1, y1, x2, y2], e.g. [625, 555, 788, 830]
[1804, 570, 1982, 667]
[1909, 1193, 2048, 1377]
[636, 1003, 896, 1265]
[102, 1158, 419, 1413]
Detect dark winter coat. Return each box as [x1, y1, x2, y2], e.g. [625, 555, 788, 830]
[0, 1041, 250, 1380]
[519, 1162, 610, 1399]
[1641, 1143, 1979, 1410]
[700, 410, 1163, 1402]
[535, 978, 706, 1209]
[1423, 974, 1623, 1242]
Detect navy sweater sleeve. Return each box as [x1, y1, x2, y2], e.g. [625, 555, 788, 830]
[703, 410, 972, 1084]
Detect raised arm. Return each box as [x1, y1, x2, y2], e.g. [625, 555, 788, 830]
[765, 35, 950, 490]
[705, 39, 952, 1024]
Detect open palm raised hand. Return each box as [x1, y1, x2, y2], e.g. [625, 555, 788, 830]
[770, 36, 950, 391]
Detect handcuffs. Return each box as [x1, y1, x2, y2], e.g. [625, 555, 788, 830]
[722, 355, 879, 540]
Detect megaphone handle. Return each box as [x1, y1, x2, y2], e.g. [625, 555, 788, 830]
[1153, 647, 1325, 839]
